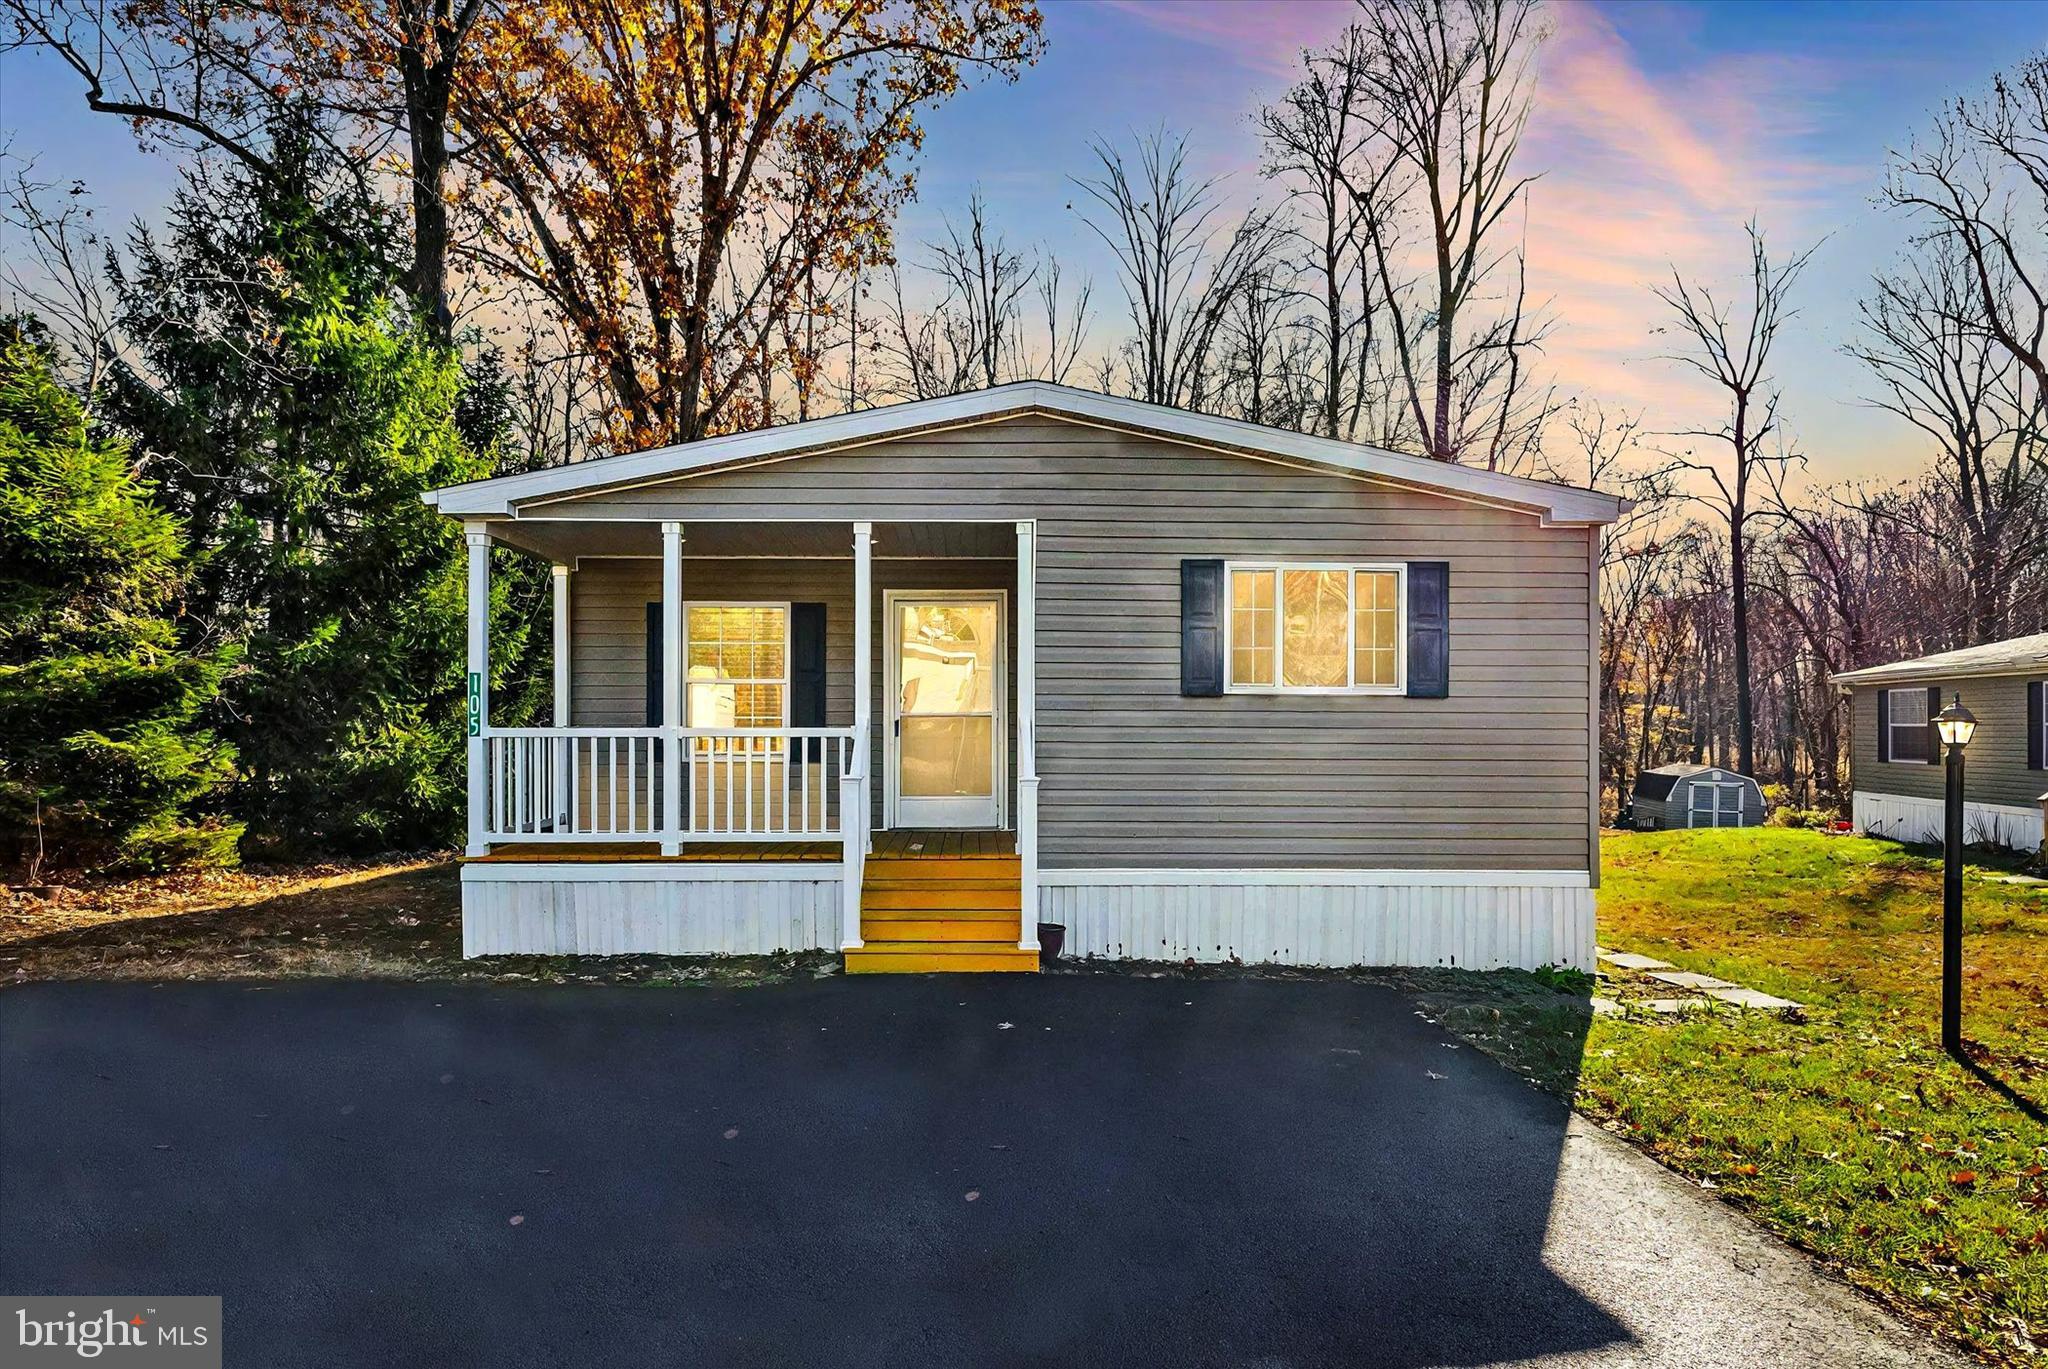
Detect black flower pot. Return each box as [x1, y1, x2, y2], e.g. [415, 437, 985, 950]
[1037, 922, 1066, 965]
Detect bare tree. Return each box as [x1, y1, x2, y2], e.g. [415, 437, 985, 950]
[1652, 221, 1815, 779]
[1885, 56, 2048, 397]
[1072, 130, 1282, 411]
[1846, 237, 2047, 643]
[1259, 22, 1400, 440]
[0, 165, 119, 399]
[876, 191, 1090, 401]
[1350, 0, 1550, 465]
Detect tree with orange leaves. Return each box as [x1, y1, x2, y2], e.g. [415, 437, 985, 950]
[454, 0, 1045, 450]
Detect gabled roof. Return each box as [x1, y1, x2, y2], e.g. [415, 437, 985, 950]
[1631, 762, 1749, 801]
[1831, 632, 2048, 686]
[423, 381, 1628, 527]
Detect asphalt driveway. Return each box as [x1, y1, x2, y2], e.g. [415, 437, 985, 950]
[0, 976, 1955, 1367]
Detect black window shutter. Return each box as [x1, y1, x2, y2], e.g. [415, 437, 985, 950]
[2031, 681, 2045, 771]
[1406, 561, 1450, 699]
[1875, 689, 1890, 763]
[645, 602, 663, 727]
[1180, 559, 1225, 697]
[790, 602, 827, 766]
[1926, 684, 1943, 764]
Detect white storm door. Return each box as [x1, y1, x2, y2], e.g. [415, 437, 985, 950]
[887, 592, 1005, 829]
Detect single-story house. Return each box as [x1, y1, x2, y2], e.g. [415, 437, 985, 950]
[1833, 632, 2048, 852]
[1628, 763, 1765, 830]
[424, 382, 1627, 972]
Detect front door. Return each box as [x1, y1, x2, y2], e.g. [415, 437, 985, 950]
[887, 591, 1005, 829]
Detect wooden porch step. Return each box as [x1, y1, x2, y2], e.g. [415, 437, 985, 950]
[858, 917, 1020, 942]
[862, 884, 1021, 911]
[850, 847, 1032, 973]
[844, 941, 1038, 974]
[862, 856, 1019, 878]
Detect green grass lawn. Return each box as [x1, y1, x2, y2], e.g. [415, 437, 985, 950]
[1536, 829, 2048, 1364]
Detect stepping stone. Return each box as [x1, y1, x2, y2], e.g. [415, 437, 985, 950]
[1589, 996, 1622, 1017]
[1995, 874, 2048, 885]
[1598, 949, 1676, 972]
[1643, 998, 1710, 1015]
[1703, 985, 1801, 1011]
[1647, 969, 1735, 991]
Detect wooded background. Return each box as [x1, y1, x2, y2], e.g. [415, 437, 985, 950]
[2, 0, 2043, 869]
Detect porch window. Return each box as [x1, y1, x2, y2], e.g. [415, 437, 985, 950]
[686, 604, 789, 730]
[1226, 563, 1405, 693]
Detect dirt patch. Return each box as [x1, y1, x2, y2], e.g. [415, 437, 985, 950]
[0, 860, 837, 987]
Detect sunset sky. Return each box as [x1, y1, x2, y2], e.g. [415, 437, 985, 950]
[5, 0, 2046, 487]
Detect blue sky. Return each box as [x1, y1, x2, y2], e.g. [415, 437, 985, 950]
[5, 0, 2047, 483]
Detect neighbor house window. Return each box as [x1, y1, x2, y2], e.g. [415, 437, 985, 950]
[686, 604, 789, 730]
[1885, 686, 1930, 763]
[1226, 563, 1404, 693]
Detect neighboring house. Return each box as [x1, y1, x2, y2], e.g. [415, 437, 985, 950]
[1833, 632, 2048, 852]
[1629, 764, 1765, 830]
[424, 382, 1627, 972]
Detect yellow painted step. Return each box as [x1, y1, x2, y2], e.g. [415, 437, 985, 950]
[856, 860, 1015, 881]
[862, 885, 1021, 912]
[844, 942, 1038, 974]
[860, 916, 1019, 942]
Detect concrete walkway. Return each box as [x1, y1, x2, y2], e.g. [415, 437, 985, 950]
[0, 979, 1959, 1367]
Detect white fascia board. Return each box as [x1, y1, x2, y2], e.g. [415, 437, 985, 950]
[422, 382, 1628, 528]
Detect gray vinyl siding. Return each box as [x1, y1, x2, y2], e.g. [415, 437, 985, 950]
[568, 556, 1017, 821]
[1850, 677, 2043, 808]
[537, 415, 1595, 872]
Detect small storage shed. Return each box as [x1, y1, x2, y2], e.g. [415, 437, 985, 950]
[1630, 763, 1766, 830]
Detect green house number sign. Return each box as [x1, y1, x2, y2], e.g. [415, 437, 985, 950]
[467, 672, 482, 737]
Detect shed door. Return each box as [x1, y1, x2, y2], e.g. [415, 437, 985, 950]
[1688, 781, 1742, 828]
[1717, 783, 1744, 825]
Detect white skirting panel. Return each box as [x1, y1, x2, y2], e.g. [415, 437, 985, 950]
[1852, 790, 2043, 853]
[1039, 872, 1597, 972]
[460, 863, 843, 957]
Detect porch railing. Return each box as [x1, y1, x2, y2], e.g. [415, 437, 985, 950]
[480, 726, 859, 844]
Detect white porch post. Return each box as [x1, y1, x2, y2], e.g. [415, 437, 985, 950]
[464, 523, 492, 857]
[552, 564, 572, 726]
[661, 522, 684, 856]
[1016, 520, 1040, 951]
[852, 521, 874, 846]
[551, 563, 572, 832]
[841, 521, 874, 950]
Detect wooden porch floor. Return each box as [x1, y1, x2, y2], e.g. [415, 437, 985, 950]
[469, 829, 1016, 864]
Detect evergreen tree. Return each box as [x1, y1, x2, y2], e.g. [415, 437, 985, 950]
[0, 323, 240, 871]
[105, 117, 542, 855]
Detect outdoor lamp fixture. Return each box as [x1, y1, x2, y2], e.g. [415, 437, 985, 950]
[1937, 696, 1979, 748]
[1937, 692, 1978, 1057]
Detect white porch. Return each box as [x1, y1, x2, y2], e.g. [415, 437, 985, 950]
[460, 517, 1041, 957]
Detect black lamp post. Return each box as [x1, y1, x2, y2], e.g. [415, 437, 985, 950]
[1936, 692, 1978, 1056]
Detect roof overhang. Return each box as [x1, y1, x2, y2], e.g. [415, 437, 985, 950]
[1831, 661, 2048, 689]
[423, 382, 1629, 528]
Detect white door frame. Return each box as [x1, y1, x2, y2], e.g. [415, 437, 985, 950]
[883, 588, 1008, 830]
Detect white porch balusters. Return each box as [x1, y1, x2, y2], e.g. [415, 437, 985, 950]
[1016, 520, 1039, 951]
[661, 522, 684, 855]
[840, 522, 874, 949]
[551, 563, 571, 833]
[464, 524, 492, 857]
